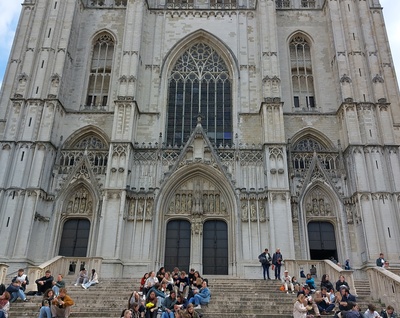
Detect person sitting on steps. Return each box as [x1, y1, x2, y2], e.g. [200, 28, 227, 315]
[35, 270, 54, 296]
[51, 288, 74, 318]
[81, 269, 99, 290]
[188, 280, 210, 310]
[305, 273, 316, 291]
[38, 288, 55, 318]
[282, 270, 295, 294]
[315, 287, 335, 314]
[297, 285, 321, 318]
[74, 268, 88, 287]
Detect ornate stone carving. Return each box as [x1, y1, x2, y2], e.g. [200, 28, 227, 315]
[304, 187, 333, 217]
[166, 177, 228, 216]
[65, 187, 93, 216]
[126, 197, 154, 221]
[340, 74, 352, 84]
[240, 198, 267, 222]
[191, 218, 203, 235]
[35, 212, 50, 222]
[372, 74, 384, 83]
[344, 198, 354, 224]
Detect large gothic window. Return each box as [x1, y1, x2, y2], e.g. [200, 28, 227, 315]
[166, 43, 232, 146]
[86, 34, 114, 108]
[290, 35, 315, 109]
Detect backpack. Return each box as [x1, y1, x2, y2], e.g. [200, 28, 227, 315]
[259, 255, 268, 264]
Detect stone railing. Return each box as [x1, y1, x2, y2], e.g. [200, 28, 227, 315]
[284, 259, 356, 294]
[26, 257, 103, 292]
[366, 266, 400, 307]
[0, 263, 9, 284]
[83, 0, 127, 8]
[276, 0, 322, 9]
[147, 0, 256, 10]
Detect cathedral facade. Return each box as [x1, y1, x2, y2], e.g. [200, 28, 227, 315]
[0, 0, 399, 277]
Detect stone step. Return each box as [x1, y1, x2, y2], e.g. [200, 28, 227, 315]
[8, 276, 382, 318]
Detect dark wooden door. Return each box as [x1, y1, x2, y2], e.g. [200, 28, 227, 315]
[308, 221, 337, 260]
[59, 219, 90, 257]
[164, 220, 191, 272]
[203, 220, 228, 275]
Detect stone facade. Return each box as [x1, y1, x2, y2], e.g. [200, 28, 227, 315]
[0, 0, 399, 277]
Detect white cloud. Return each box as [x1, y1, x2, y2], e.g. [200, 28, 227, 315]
[381, 1, 400, 78]
[0, 2, 21, 49]
[0, 1, 21, 84]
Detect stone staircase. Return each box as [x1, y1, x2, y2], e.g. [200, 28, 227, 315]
[8, 277, 383, 318]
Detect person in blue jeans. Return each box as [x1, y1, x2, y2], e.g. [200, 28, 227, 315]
[272, 248, 283, 280]
[6, 281, 28, 303]
[258, 248, 272, 280]
[161, 290, 177, 318]
[38, 289, 54, 318]
[315, 287, 335, 314]
[188, 280, 210, 309]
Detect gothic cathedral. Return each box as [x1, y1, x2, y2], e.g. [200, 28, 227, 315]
[0, 0, 399, 277]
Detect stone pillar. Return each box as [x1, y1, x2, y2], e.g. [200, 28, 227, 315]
[259, 0, 281, 100]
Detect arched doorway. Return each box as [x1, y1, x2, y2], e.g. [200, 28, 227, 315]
[308, 221, 337, 260]
[203, 220, 228, 275]
[164, 220, 191, 272]
[59, 219, 90, 257]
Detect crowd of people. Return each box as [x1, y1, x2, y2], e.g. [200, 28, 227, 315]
[0, 268, 75, 318]
[0, 251, 397, 318]
[0, 266, 209, 318]
[258, 249, 398, 318]
[124, 267, 210, 318]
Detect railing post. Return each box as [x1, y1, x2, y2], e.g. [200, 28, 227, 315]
[26, 266, 45, 293]
[0, 263, 9, 284]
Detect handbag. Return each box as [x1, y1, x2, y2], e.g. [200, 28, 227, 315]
[271, 265, 275, 270]
[279, 285, 285, 292]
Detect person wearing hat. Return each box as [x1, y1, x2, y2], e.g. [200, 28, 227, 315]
[281, 270, 294, 294]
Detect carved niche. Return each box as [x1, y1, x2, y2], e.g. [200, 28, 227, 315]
[304, 187, 334, 217]
[240, 199, 267, 222]
[166, 177, 228, 216]
[64, 186, 93, 216]
[126, 197, 154, 221]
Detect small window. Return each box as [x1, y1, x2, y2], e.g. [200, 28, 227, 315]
[306, 96, 315, 108]
[294, 96, 300, 108]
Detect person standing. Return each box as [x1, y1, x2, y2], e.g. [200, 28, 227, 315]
[258, 248, 272, 280]
[376, 253, 385, 267]
[272, 248, 283, 280]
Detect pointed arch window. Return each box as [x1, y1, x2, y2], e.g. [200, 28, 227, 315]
[166, 42, 232, 146]
[290, 36, 315, 109]
[86, 34, 114, 108]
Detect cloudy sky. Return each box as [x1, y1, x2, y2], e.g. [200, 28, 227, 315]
[0, 1, 399, 88]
